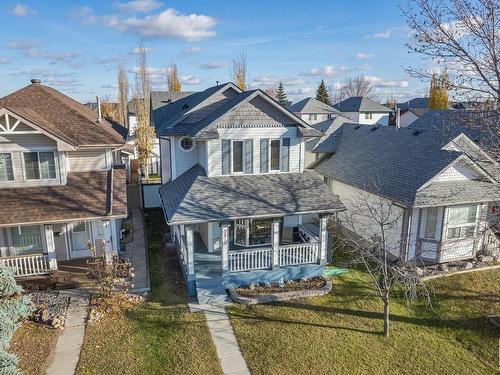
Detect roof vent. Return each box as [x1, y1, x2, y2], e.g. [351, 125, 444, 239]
[182, 104, 189, 109]
[30, 79, 41, 84]
[412, 129, 423, 136]
[354, 125, 362, 129]
[370, 125, 380, 131]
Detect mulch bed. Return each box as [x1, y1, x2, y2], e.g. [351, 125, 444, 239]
[236, 277, 326, 297]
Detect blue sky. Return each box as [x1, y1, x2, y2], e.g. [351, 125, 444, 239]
[0, 0, 430, 103]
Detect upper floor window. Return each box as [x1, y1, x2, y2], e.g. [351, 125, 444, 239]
[308, 114, 317, 121]
[270, 140, 281, 171]
[24, 151, 56, 180]
[180, 137, 194, 151]
[364, 113, 373, 120]
[0, 153, 14, 182]
[232, 140, 244, 173]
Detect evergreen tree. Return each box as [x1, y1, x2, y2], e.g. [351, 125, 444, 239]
[0, 265, 34, 374]
[316, 80, 331, 105]
[276, 82, 287, 106]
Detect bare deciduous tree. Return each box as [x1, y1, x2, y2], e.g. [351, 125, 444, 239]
[337, 188, 431, 336]
[341, 75, 373, 98]
[133, 40, 156, 182]
[403, 0, 500, 103]
[117, 65, 129, 127]
[167, 62, 181, 93]
[231, 52, 247, 90]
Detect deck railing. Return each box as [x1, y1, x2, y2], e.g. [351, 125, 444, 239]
[228, 247, 273, 272]
[0, 254, 51, 277]
[279, 242, 319, 266]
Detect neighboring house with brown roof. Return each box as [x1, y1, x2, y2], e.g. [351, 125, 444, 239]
[0, 79, 128, 277]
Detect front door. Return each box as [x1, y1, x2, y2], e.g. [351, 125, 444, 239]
[70, 221, 92, 258]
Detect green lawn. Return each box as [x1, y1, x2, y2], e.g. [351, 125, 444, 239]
[228, 268, 500, 375]
[77, 209, 222, 375]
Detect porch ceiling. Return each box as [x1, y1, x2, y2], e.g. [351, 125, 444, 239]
[159, 164, 345, 225]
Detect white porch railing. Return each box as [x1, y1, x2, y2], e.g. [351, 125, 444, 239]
[484, 227, 500, 256]
[0, 254, 50, 277]
[279, 242, 319, 266]
[228, 247, 273, 272]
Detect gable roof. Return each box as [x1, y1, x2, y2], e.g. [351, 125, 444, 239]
[154, 83, 322, 139]
[150, 91, 195, 111]
[289, 97, 340, 114]
[159, 164, 344, 225]
[396, 97, 429, 110]
[334, 97, 392, 113]
[311, 124, 465, 206]
[0, 82, 125, 147]
[305, 115, 360, 152]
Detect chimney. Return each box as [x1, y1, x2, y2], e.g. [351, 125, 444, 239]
[31, 79, 41, 84]
[396, 107, 401, 129]
[96, 96, 102, 123]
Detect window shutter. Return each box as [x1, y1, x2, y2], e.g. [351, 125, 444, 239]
[260, 139, 269, 173]
[222, 139, 231, 175]
[281, 138, 290, 172]
[244, 139, 253, 174]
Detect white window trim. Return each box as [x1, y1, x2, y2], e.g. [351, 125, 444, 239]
[21, 150, 58, 181]
[178, 137, 194, 152]
[0, 152, 15, 183]
[231, 139, 245, 175]
[364, 112, 373, 120]
[445, 204, 478, 240]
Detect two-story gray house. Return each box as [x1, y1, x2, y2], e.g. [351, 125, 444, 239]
[155, 82, 344, 297]
[0, 80, 127, 277]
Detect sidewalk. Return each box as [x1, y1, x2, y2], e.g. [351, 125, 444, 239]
[124, 208, 150, 294]
[46, 289, 90, 375]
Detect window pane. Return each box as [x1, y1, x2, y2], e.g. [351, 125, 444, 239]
[11, 225, 43, 255]
[424, 207, 438, 239]
[0, 153, 13, 181]
[270, 140, 280, 170]
[448, 205, 477, 225]
[249, 219, 272, 246]
[24, 152, 40, 180]
[447, 227, 461, 239]
[39, 152, 56, 179]
[233, 141, 243, 173]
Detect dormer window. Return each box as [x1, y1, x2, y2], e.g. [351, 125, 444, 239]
[364, 113, 373, 120]
[180, 137, 194, 151]
[23, 151, 56, 180]
[0, 153, 14, 181]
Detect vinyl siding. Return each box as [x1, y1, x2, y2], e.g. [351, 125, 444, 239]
[434, 161, 482, 182]
[172, 136, 200, 178]
[208, 127, 302, 177]
[0, 133, 57, 151]
[197, 141, 208, 171]
[68, 149, 108, 172]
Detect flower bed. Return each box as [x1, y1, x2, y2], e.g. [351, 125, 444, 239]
[229, 277, 332, 305]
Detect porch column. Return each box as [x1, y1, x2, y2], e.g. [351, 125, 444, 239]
[185, 225, 195, 277]
[319, 215, 328, 265]
[221, 222, 230, 272]
[103, 220, 113, 264]
[272, 218, 280, 269]
[44, 225, 58, 271]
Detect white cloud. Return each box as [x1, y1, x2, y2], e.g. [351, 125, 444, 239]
[101, 83, 119, 89]
[180, 75, 201, 85]
[8, 40, 81, 67]
[250, 75, 308, 88]
[8, 40, 36, 50]
[103, 8, 216, 41]
[302, 65, 353, 77]
[71, 6, 97, 25]
[12, 4, 35, 17]
[288, 87, 315, 96]
[365, 29, 393, 39]
[0, 57, 9, 64]
[355, 52, 374, 60]
[131, 46, 152, 54]
[114, 0, 163, 13]
[183, 46, 202, 55]
[199, 61, 230, 70]
[365, 76, 409, 88]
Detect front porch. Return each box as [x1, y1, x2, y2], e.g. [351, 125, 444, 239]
[173, 216, 330, 296]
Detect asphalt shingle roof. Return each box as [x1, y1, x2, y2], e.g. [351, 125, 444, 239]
[159, 164, 345, 224]
[334, 97, 392, 113]
[306, 115, 360, 152]
[289, 97, 340, 114]
[396, 98, 429, 110]
[312, 124, 462, 206]
[0, 82, 125, 146]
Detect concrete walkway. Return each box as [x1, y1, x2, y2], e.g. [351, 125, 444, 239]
[46, 289, 90, 375]
[124, 208, 150, 293]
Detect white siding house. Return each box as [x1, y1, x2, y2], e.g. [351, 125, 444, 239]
[334, 97, 392, 126]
